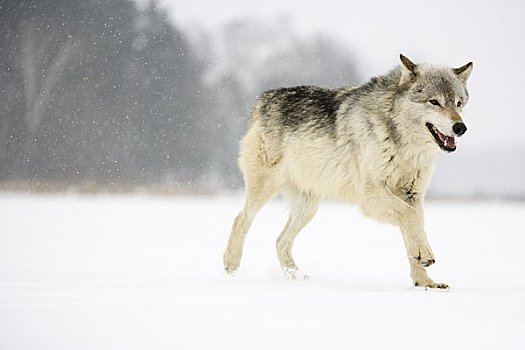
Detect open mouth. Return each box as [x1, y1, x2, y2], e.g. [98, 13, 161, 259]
[426, 122, 456, 152]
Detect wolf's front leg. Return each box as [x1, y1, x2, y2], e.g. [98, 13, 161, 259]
[360, 188, 447, 289]
[400, 205, 448, 289]
[398, 207, 435, 268]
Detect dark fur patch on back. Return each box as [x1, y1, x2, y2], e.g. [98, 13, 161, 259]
[261, 86, 341, 136]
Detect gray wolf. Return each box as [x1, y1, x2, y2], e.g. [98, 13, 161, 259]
[223, 54, 473, 289]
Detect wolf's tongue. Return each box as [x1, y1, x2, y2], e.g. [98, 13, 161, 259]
[435, 127, 456, 148]
[445, 136, 456, 148]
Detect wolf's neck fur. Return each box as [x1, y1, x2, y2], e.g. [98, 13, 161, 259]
[336, 67, 439, 176]
[340, 67, 435, 150]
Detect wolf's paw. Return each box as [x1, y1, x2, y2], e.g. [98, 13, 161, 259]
[282, 267, 309, 281]
[414, 280, 449, 290]
[223, 251, 240, 274]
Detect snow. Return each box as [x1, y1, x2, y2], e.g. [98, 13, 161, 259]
[1, 194, 524, 349]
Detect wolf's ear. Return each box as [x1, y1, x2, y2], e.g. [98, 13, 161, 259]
[453, 62, 473, 84]
[399, 54, 417, 85]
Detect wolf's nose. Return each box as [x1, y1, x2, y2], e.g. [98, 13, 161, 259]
[453, 122, 467, 136]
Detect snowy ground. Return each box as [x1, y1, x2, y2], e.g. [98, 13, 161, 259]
[0, 194, 524, 349]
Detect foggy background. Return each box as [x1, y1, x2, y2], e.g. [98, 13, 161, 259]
[1, 0, 524, 199]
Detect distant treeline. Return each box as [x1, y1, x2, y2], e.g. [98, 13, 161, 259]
[0, 0, 360, 191]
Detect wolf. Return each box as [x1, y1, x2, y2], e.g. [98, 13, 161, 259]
[223, 54, 473, 289]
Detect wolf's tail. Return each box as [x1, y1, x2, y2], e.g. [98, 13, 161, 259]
[247, 98, 264, 130]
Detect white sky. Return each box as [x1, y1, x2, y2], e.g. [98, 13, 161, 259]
[150, 0, 525, 150]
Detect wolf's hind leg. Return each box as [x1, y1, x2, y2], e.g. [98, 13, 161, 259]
[276, 190, 321, 279]
[224, 124, 282, 274]
[223, 175, 279, 274]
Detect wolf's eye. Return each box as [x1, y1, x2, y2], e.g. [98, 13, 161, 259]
[457, 100, 462, 108]
[429, 99, 441, 106]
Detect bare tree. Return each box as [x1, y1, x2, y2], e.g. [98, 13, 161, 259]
[22, 25, 79, 137]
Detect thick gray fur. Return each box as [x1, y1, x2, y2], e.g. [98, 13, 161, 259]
[224, 54, 473, 289]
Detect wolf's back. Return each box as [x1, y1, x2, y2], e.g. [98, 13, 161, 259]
[247, 86, 343, 138]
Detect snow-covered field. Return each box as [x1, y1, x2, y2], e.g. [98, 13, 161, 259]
[0, 194, 524, 349]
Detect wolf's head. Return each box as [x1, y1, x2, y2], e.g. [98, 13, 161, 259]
[398, 54, 473, 153]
